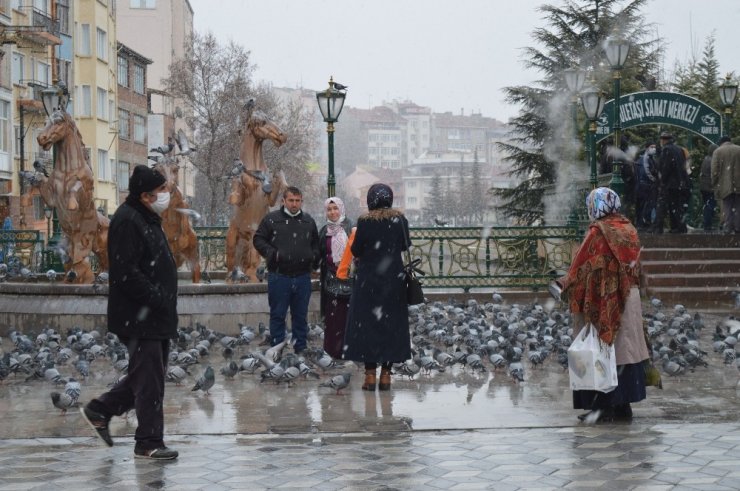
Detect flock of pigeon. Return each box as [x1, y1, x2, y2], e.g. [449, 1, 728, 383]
[0, 293, 738, 416]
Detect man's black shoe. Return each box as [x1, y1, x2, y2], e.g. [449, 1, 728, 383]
[134, 446, 179, 460]
[80, 406, 113, 447]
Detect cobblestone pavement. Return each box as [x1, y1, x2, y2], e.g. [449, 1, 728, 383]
[4, 423, 740, 490]
[2, 311, 740, 489]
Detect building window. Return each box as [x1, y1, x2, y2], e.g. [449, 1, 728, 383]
[133, 114, 146, 143]
[33, 195, 45, 221]
[0, 100, 8, 172]
[407, 197, 417, 206]
[118, 109, 130, 139]
[96, 28, 107, 61]
[11, 52, 23, 85]
[118, 161, 130, 191]
[78, 24, 91, 56]
[56, 59, 71, 88]
[130, 0, 156, 8]
[133, 64, 145, 94]
[96, 88, 107, 120]
[407, 181, 416, 188]
[97, 149, 109, 180]
[36, 61, 50, 85]
[77, 85, 91, 116]
[57, 0, 69, 35]
[117, 56, 128, 87]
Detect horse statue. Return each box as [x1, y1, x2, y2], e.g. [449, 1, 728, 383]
[22, 110, 108, 283]
[151, 158, 201, 283]
[225, 109, 288, 282]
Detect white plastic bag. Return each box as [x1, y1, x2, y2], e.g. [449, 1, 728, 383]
[567, 323, 618, 393]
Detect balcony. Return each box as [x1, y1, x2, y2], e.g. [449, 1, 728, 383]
[0, 6, 60, 46]
[16, 80, 48, 113]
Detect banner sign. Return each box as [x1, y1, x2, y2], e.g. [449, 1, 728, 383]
[595, 91, 723, 144]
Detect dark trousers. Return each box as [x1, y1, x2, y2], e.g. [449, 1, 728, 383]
[267, 272, 311, 351]
[89, 338, 168, 451]
[655, 188, 688, 232]
[635, 183, 657, 229]
[723, 193, 740, 233]
[701, 191, 717, 230]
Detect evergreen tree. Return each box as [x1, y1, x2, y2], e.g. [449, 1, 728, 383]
[422, 173, 444, 225]
[494, 0, 660, 224]
[468, 148, 484, 225]
[456, 155, 467, 224]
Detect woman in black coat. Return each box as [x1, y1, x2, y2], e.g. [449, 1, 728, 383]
[343, 183, 411, 390]
[317, 197, 353, 358]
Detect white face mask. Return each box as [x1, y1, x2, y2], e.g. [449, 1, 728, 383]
[149, 192, 170, 215]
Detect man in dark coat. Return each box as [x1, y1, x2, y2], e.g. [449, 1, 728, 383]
[253, 186, 319, 354]
[653, 132, 690, 233]
[634, 142, 659, 230]
[81, 164, 179, 460]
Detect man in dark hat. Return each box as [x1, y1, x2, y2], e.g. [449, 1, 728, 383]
[81, 164, 180, 460]
[653, 132, 690, 233]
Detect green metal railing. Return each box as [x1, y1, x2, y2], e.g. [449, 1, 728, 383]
[0, 230, 45, 272]
[193, 225, 583, 292]
[2, 225, 583, 291]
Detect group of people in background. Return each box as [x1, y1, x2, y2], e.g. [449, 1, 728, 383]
[254, 182, 412, 392]
[620, 132, 739, 235]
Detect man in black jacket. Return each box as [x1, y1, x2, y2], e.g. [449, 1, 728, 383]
[81, 165, 179, 460]
[653, 132, 690, 233]
[253, 186, 319, 354]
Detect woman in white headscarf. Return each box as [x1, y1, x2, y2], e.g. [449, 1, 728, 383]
[317, 197, 353, 358]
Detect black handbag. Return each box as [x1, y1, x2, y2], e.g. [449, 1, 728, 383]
[324, 270, 353, 297]
[404, 257, 425, 305]
[402, 219, 425, 305]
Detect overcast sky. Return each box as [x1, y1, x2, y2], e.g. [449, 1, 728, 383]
[189, 0, 738, 122]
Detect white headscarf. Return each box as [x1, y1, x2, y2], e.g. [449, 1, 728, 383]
[325, 197, 348, 265]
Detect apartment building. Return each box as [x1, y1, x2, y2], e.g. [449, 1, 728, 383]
[116, 0, 194, 199]
[73, 0, 117, 216]
[115, 41, 150, 204]
[0, 0, 61, 230]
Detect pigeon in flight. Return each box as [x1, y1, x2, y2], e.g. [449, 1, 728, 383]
[175, 208, 202, 224]
[150, 137, 175, 156]
[175, 129, 196, 156]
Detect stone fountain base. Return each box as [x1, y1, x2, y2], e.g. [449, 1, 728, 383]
[0, 282, 321, 335]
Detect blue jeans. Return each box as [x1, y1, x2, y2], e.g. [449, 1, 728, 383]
[267, 272, 311, 351]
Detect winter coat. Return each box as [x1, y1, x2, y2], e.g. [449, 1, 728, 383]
[107, 196, 178, 341]
[711, 141, 740, 200]
[253, 207, 319, 277]
[342, 208, 411, 363]
[658, 142, 690, 191]
[700, 144, 718, 192]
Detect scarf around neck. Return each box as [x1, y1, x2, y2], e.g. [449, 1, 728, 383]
[324, 197, 348, 265]
[561, 214, 641, 344]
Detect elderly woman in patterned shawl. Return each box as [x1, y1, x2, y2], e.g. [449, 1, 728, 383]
[560, 187, 650, 423]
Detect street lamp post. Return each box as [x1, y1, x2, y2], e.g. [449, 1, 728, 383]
[604, 35, 631, 198]
[719, 74, 738, 137]
[580, 83, 606, 190]
[315, 77, 347, 198]
[563, 66, 586, 226]
[564, 66, 587, 141]
[40, 83, 69, 271]
[43, 206, 52, 243]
